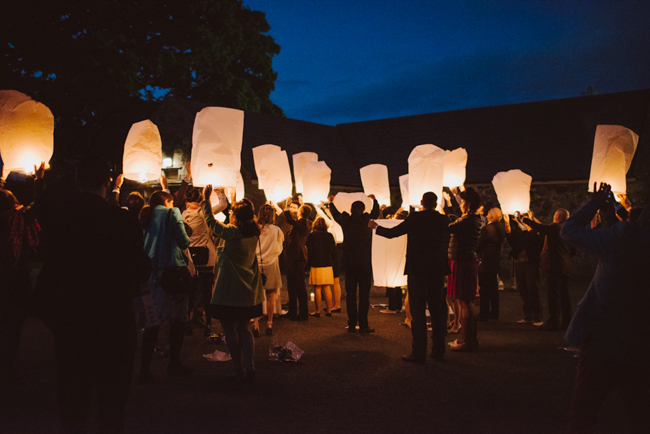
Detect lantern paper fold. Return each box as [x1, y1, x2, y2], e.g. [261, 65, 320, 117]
[360, 164, 391, 205]
[492, 170, 533, 215]
[191, 107, 244, 187]
[372, 219, 408, 287]
[236, 172, 245, 201]
[316, 206, 344, 243]
[0, 90, 54, 174]
[301, 161, 330, 203]
[588, 125, 639, 194]
[408, 144, 445, 206]
[122, 120, 162, 182]
[399, 175, 409, 208]
[442, 148, 467, 188]
[333, 192, 373, 214]
[258, 151, 292, 202]
[292, 152, 318, 193]
[252, 144, 281, 189]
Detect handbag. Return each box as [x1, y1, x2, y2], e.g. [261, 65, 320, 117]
[258, 236, 267, 286]
[160, 210, 192, 294]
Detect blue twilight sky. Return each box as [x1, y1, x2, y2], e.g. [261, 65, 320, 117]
[242, 0, 650, 126]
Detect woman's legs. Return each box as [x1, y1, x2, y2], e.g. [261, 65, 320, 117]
[449, 298, 462, 333]
[332, 278, 342, 310]
[266, 290, 276, 328]
[323, 285, 333, 314]
[236, 320, 255, 374]
[220, 320, 244, 375]
[311, 285, 322, 315]
[450, 299, 477, 351]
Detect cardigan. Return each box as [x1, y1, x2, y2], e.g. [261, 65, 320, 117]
[143, 206, 191, 269]
[306, 229, 337, 268]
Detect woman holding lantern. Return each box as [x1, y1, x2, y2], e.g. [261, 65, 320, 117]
[202, 186, 263, 380]
[306, 216, 337, 317]
[447, 187, 482, 352]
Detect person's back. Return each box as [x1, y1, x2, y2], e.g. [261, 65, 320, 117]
[403, 209, 450, 275]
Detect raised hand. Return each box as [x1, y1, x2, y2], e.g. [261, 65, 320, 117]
[203, 184, 213, 199]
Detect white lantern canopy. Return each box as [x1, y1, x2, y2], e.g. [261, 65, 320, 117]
[315, 206, 344, 243]
[333, 192, 373, 214]
[442, 148, 467, 188]
[122, 120, 162, 183]
[372, 219, 408, 287]
[252, 144, 281, 189]
[399, 174, 409, 208]
[236, 172, 245, 201]
[408, 144, 445, 206]
[588, 125, 639, 194]
[301, 161, 330, 203]
[0, 90, 54, 175]
[191, 107, 244, 187]
[492, 169, 533, 215]
[360, 164, 391, 205]
[258, 150, 293, 202]
[292, 152, 318, 193]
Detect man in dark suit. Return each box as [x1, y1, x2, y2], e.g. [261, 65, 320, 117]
[369, 192, 450, 362]
[34, 155, 150, 434]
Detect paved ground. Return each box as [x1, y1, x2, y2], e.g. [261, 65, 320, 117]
[2, 278, 625, 434]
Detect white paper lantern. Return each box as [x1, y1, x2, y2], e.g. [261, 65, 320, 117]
[588, 125, 639, 194]
[122, 120, 162, 182]
[252, 144, 281, 189]
[399, 174, 409, 208]
[258, 150, 293, 202]
[0, 90, 54, 174]
[332, 192, 373, 214]
[492, 169, 533, 215]
[442, 148, 467, 188]
[191, 107, 244, 187]
[292, 152, 318, 193]
[372, 219, 408, 287]
[236, 172, 245, 201]
[408, 144, 445, 206]
[301, 161, 330, 203]
[315, 206, 344, 243]
[360, 164, 391, 205]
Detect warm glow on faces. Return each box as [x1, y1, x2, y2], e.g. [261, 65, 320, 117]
[164, 198, 173, 208]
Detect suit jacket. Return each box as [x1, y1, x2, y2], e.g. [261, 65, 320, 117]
[375, 209, 451, 276]
[330, 199, 379, 266]
[282, 210, 311, 263]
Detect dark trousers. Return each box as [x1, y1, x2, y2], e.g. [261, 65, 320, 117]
[387, 287, 403, 312]
[514, 261, 542, 321]
[407, 273, 447, 359]
[345, 263, 372, 328]
[569, 346, 650, 434]
[286, 260, 308, 318]
[197, 270, 215, 328]
[544, 270, 571, 328]
[53, 324, 135, 434]
[478, 271, 499, 319]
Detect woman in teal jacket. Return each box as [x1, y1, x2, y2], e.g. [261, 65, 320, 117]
[202, 186, 263, 379]
[139, 190, 192, 383]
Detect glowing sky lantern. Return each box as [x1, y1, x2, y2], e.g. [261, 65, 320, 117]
[588, 125, 639, 194]
[122, 120, 162, 183]
[292, 152, 318, 193]
[301, 160, 330, 203]
[252, 144, 281, 189]
[191, 107, 244, 187]
[408, 144, 445, 206]
[442, 148, 467, 188]
[0, 90, 53, 175]
[258, 150, 292, 202]
[399, 174, 409, 208]
[360, 164, 391, 205]
[236, 172, 245, 201]
[332, 192, 373, 214]
[372, 219, 408, 287]
[492, 169, 533, 215]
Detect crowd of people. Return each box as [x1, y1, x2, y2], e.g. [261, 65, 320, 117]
[1, 155, 648, 433]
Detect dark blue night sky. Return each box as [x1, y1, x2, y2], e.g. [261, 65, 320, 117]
[243, 0, 650, 125]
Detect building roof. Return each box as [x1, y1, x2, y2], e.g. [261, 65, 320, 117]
[152, 89, 650, 188]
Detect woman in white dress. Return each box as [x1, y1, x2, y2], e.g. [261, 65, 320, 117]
[253, 204, 284, 336]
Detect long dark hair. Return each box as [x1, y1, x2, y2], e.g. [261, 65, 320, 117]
[257, 204, 275, 226]
[140, 190, 173, 229]
[232, 200, 260, 238]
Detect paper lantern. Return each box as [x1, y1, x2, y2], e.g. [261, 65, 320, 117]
[236, 172, 245, 201]
[442, 148, 467, 188]
[360, 164, 391, 205]
[258, 151, 292, 202]
[0, 90, 53, 174]
[332, 192, 373, 214]
[122, 120, 162, 182]
[292, 152, 318, 193]
[252, 144, 281, 189]
[399, 174, 409, 208]
[372, 219, 408, 287]
[588, 125, 639, 194]
[301, 161, 330, 203]
[315, 206, 344, 243]
[492, 169, 533, 215]
[191, 107, 244, 187]
[408, 144, 445, 206]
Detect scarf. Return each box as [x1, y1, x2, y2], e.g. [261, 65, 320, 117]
[6, 205, 40, 266]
